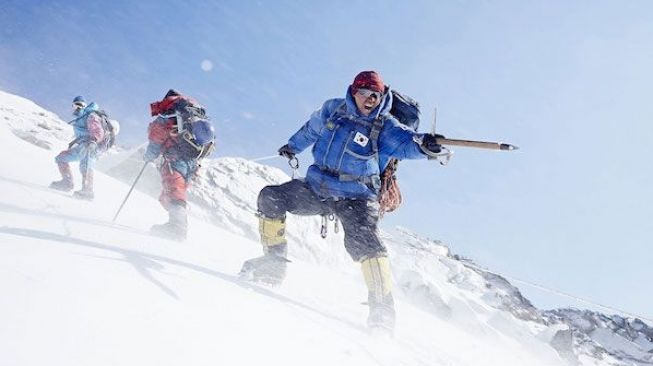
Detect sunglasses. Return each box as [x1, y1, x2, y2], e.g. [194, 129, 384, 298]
[356, 88, 383, 100]
[72, 102, 86, 110]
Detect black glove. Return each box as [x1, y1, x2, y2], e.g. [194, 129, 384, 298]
[278, 144, 296, 160]
[421, 133, 445, 154]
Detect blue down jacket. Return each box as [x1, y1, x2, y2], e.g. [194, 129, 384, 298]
[287, 86, 426, 200]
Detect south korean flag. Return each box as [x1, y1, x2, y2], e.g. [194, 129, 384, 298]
[354, 132, 369, 147]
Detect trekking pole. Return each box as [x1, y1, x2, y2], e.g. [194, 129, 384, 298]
[112, 162, 149, 222]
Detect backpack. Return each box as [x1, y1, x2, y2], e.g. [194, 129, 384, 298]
[389, 90, 420, 130]
[177, 119, 216, 160]
[93, 110, 120, 151]
[156, 96, 215, 160]
[378, 90, 421, 215]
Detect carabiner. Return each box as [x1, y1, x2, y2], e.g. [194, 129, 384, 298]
[288, 156, 299, 178]
[320, 215, 328, 239]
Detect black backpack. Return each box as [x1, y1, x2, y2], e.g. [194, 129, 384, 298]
[389, 90, 420, 131]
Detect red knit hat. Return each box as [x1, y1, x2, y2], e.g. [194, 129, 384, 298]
[351, 71, 385, 93]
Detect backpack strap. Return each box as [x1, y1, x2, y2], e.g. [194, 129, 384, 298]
[327, 101, 348, 124]
[370, 116, 383, 156]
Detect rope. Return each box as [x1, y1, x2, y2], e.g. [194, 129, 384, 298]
[459, 260, 653, 324]
[251, 155, 280, 162]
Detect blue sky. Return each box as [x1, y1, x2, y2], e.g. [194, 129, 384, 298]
[1, 1, 652, 319]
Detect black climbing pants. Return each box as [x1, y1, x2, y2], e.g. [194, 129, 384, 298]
[257, 179, 385, 262]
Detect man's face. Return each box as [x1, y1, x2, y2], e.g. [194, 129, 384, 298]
[72, 102, 85, 115]
[353, 88, 382, 116]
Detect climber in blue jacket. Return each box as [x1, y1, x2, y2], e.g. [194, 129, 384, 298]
[240, 71, 443, 332]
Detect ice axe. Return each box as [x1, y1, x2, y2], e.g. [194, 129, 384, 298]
[112, 162, 149, 222]
[425, 107, 519, 164]
[435, 137, 519, 151]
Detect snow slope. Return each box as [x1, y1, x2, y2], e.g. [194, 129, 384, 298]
[1, 89, 650, 366]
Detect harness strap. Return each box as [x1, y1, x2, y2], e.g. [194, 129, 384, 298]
[337, 173, 381, 187]
[319, 168, 381, 188]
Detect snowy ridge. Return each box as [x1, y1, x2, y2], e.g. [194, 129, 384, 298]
[385, 227, 653, 365]
[544, 309, 653, 365]
[2, 89, 651, 366]
[385, 227, 541, 322]
[0, 90, 70, 151]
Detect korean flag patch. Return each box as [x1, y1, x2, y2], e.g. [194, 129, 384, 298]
[354, 132, 369, 147]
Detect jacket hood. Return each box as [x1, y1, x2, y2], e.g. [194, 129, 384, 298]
[73, 102, 99, 117]
[344, 86, 393, 121]
[81, 102, 99, 115]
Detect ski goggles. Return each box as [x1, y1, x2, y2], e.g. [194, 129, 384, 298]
[356, 88, 383, 100]
[72, 101, 86, 111]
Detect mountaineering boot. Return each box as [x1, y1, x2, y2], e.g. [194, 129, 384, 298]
[239, 245, 288, 285]
[150, 203, 188, 241]
[368, 293, 396, 334]
[73, 170, 94, 200]
[361, 255, 396, 333]
[239, 215, 289, 285]
[49, 162, 74, 192]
